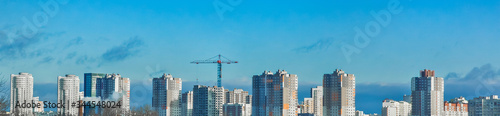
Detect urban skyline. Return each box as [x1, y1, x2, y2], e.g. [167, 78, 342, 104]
[1, 0, 500, 114]
[4, 68, 500, 115]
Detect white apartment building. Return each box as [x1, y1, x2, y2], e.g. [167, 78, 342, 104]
[153, 73, 182, 116]
[225, 89, 251, 104]
[381, 99, 411, 116]
[300, 98, 314, 114]
[355, 110, 367, 116]
[10, 72, 34, 116]
[323, 69, 356, 116]
[181, 91, 193, 116]
[311, 86, 323, 116]
[443, 97, 467, 116]
[57, 74, 80, 116]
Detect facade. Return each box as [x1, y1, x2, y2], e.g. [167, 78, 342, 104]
[193, 85, 225, 116]
[223, 89, 252, 116]
[96, 74, 131, 114]
[83, 73, 105, 115]
[225, 89, 250, 104]
[298, 113, 315, 116]
[300, 98, 314, 114]
[323, 69, 356, 116]
[181, 91, 193, 116]
[355, 110, 367, 116]
[252, 70, 299, 116]
[245, 95, 252, 105]
[411, 69, 444, 116]
[32, 97, 44, 113]
[152, 73, 183, 116]
[57, 74, 80, 116]
[468, 95, 500, 116]
[10, 72, 34, 116]
[122, 77, 130, 114]
[78, 92, 84, 116]
[223, 103, 251, 116]
[311, 86, 323, 116]
[443, 97, 467, 116]
[381, 99, 411, 116]
[84, 73, 106, 97]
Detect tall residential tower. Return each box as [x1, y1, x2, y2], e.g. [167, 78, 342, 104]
[94, 74, 131, 115]
[311, 86, 323, 116]
[192, 85, 226, 116]
[10, 72, 34, 116]
[252, 70, 298, 116]
[323, 69, 356, 116]
[57, 74, 80, 116]
[83, 73, 106, 115]
[181, 91, 193, 116]
[411, 69, 444, 116]
[153, 73, 182, 116]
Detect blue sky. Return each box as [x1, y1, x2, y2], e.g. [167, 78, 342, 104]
[1, 0, 500, 113]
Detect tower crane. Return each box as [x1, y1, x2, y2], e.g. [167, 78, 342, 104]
[190, 54, 238, 87]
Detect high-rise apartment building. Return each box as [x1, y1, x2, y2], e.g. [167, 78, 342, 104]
[10, 72, 34, 116]
[252, 70, 299, 116]
[153, 73, 182, 116]
[300, 98, 314, 114]
[96, 74, 131, 114]
[223, 103, 252, 116]
[443, 97, 467, 116]
[58, 74, 80, 116]
[411, 69, 444, 116]
[468, 95, 500, 115]
[84, 73, 105, 97]
[311, 86, 323, 116]
[323, 69, 356, 116]
[193, 85, 225, 116]
[83, 73, 105, 115]
[225, 89, 250, 104]
[181, 91, 193, 116]
[223, 88, 252, 116]
[381, 99, 411, 116]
